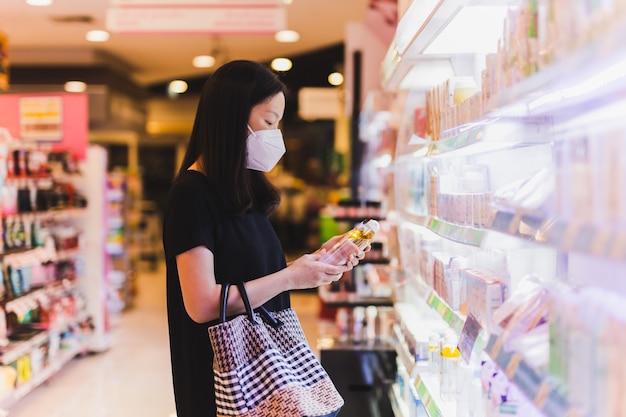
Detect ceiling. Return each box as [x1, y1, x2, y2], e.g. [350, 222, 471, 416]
[1, 0, 372, 88]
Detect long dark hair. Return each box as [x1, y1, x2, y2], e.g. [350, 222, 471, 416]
[176, 60, 287, 216]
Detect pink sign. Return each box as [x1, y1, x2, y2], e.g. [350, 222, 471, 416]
[106, 6, 286, 34]
[0, 93, 88, 161]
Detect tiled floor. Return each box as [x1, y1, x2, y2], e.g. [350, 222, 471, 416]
[6, 262, 326, 417]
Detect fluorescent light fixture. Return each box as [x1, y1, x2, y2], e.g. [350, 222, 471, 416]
[275, 30, 300, 43]
[424, 6, 510, 55]
[64, 81, 87, 93]
[25, 0, 53, 5]
[86, 30, 110, 42]
[192, 55, 216, 68]
[271, 58, 292, 72]
[328, 72, 344, 86]
[399, 59, 454, 90]
[168, 80, 188, 94]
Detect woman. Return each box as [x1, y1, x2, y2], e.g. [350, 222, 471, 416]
[162, 60, 366, 417]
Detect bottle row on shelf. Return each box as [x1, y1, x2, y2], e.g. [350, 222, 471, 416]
[325, 199, 385, 222]
[0, 177, 87, 219]
[319, 264, 395, 308]
[1, 209, 83, 256]
[424, 0, 626, 140]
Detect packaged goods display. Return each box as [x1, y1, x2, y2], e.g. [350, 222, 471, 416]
[370, 0, 626, 416]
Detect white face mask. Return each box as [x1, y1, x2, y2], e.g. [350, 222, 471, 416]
[246, 125, 286, 172]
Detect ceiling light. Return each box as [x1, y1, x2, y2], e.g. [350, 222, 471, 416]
[64, 81, 87, 93]
[25, 0, 53, 6]
[274, 30, 300, 43]
[328, 72, 344, 86]
[168, 80, 188, 94]
[283, 0, 294, 4]
[271, 58, 292, 72]
[193, 55, 216, 68]
[86, 30, 110, 42]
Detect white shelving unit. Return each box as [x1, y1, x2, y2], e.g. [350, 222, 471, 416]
[373, 1, 626, 417]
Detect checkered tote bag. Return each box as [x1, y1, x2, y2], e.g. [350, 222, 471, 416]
[208, 282, 344, 417]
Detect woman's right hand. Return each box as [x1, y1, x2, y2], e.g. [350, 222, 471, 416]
[286, 252, 349, 290]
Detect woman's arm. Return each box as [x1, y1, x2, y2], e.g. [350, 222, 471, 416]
[176, 245, 351, 323]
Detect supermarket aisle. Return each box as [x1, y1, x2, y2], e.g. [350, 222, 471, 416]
[6, 261, 323, 417]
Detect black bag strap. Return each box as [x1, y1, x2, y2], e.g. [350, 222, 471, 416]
[219, 282, 283, 328]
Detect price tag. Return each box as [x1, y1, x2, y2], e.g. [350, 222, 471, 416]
[505, 354, 521, 378]
[436, 301, 447, 317]
[546, 221, 567, 246]
[458, 313, 482, 363]
[490, 211, 515, 233]
[534, 381, 551, 408]
[427, 401, 439, 417]
[416, 377, 427, 397]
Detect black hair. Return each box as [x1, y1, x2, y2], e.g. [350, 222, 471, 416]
[175, 60, 288, 216]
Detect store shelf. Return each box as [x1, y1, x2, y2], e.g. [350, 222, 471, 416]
[489, 209, 626, 260]
[414, 373, 456, 417]
[318, 285, 394, 308]
[426, 217, 485, 247]
[389, 382, 410, 417]
[418, 120, 489, 156]
[391, 323, 416, 375]
[382, 0, 516, 90]
[425, 289, 465, 335]
[0, 314, 88, 365]
[485, 334, 573, 417]
[0, 341, 86, 411]
[0, 332, 48, 366]
[489, 16, 626, 118]
[317, 336, 395, 352]
[406, 277, 466, 336]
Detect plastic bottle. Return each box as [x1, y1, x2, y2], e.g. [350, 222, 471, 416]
[428, 332, 441, 373]
[319, 219, 380, 266]
[440, 331, 460, 401]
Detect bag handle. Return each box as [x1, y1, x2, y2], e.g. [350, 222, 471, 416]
[219, 282, 283, 328]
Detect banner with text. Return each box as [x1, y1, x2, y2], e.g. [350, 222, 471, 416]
[106, 6, 286, 33]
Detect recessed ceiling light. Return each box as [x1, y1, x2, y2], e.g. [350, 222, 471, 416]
[26, 0, 53, 6]
[64, 81, 87, 93]
[274, 30, 300, 43]
[86, 30, 110, 42]
[328, 72, 344, 86]
[192, 55, 216, 68]
[271, 58, 292, 72]
[168, 80, 188, 94]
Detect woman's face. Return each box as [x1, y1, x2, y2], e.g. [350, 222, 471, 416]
[248, 92, 285, 132]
